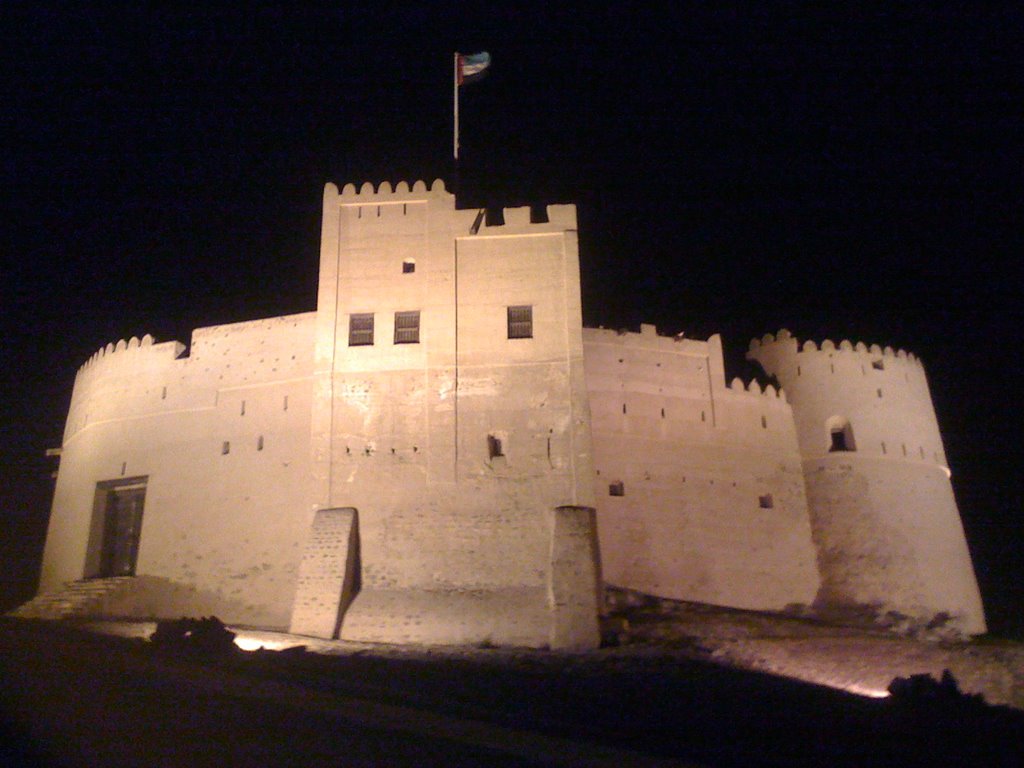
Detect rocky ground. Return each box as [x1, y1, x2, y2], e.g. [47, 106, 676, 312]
[3, 602, 1024, 767]
[607, 596, 1024, 710]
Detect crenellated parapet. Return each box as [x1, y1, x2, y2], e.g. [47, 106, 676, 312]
[747, 328, 944, 466]
[75, 335, 186, 379]
[324, 179, 577, 232]
[749, 328, 922, 369]
[336, 178, 449, 199]
[65, 335, 189, 442]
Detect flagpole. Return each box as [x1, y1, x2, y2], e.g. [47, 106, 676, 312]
[453, 52, 460, 160]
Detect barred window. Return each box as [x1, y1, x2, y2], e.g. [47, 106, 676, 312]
[507, 305, 533, 339]
[349, 313, 374, 346]
[394, 311, 420, 344]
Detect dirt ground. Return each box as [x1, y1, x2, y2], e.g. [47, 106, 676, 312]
[2, 612, 1024, 768]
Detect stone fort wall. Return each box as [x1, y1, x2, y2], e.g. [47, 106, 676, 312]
[584, 325, 820, 612]
[35, 182, 985, 642]
[40, 314, 318, 628]
[748, 330, 986, 633]
[310, 180, 598, 647]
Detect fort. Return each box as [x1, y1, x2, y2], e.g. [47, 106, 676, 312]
[16, 180, 986, 644]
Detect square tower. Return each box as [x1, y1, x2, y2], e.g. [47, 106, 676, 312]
[306, 180, 599, 648]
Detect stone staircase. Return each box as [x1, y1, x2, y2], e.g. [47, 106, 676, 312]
[7, 577, 136, 620]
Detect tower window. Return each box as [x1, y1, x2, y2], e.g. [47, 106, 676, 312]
[827, 416, 855, 452]
[609, 481, 625, 497]
[394, 311, 420, 344]
[349, 313, 374, 346]
[402, 259, 415, 274]
[759, 494, 774, 509]
[487, 434, 504, 459]
[507, 305, 533, 339]
[872, 359, 885, 371]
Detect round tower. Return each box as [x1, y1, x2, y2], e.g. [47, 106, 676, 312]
[747, 329, 986, 634]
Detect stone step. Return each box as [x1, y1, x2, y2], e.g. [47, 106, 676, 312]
[7, 578, 137, 620]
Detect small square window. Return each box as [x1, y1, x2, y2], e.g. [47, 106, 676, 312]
[759, 493, 774, 509]
[609, 481, 625, 497]
[872, 359, 885, 371]
[507, 305, 533, 339]
[349, 313, 374, 346]
[394, 311, 420, 344]
[402, 259, 415, 274]
[487, 434, 504, 459]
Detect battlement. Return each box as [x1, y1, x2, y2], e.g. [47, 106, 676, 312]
[326, 179, 577, 231]
[76, 335, 187, 377]
[748, 329, 921, 367]
[583, 323, 708, 356]
[728, 377, 785, 400]
[336, 178, 448, 199]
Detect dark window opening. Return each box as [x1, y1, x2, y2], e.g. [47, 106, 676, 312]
[394, 311, 420, 344]
[759, 494, 774, 509]
[529, 205, 549, 223]
[402, 259, 415, 274]
[761, 415, 767, 429]
[609, 481, 625, 497]
[349, 313, 374, 346]
[507, 305, 533, 339]
[485, 207, 505, 226]
[487, 434, 504, 459]
[872, 359, 885, 371]
[222, 441, 230, 455]
[257, 435, 264, 451]
[830, 429, 851, 452]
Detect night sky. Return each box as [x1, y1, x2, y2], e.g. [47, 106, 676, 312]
[3, 4, 1022, 635]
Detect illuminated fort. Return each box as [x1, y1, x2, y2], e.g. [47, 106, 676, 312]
[18, 180, 986, 644]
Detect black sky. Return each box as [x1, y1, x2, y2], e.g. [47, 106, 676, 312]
[2, 3, 1022, 634]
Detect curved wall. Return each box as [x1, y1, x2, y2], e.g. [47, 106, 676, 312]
[40, 315, 317, 628]
[748, 329, 985, 633]
[584, 325, 820, 612]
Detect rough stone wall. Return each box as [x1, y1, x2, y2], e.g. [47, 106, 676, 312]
[40, 314, 318, 628]
[748, 329, 986, 634]
[583, 325, 820, 612]
[312, 181, 598, 647]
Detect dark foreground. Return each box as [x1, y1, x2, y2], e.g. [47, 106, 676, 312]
[1, 619, 1022, 767]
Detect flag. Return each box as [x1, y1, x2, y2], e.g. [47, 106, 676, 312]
[457, 51, 491, 85]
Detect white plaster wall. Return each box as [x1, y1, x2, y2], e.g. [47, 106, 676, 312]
[41, 314, 317, 628]
[748, 330, 986, 633]
[584, 325, 820, 612]
[312, 181, 597, 646]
